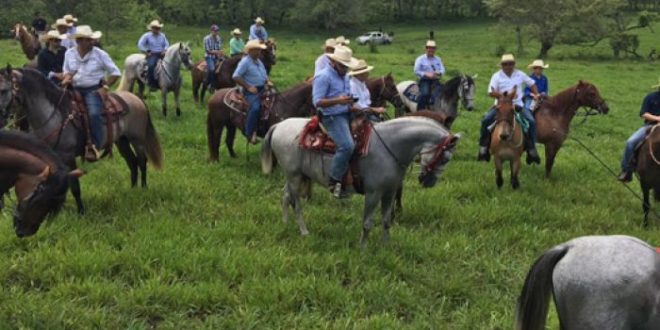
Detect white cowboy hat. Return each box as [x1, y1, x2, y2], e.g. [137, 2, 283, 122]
[500, 54, 516, 64]
[335, 36, 350, 46]
[426, 40, 437, 48]
[348, 59, 374, 76]
[323, 38, 338, 49]
[40, 30, 66, 42]
[69, 25, 102, 39]
[231, 28, 242, 35]
[327, 45, 359, 68]
[652, 78, 660, 89]
[527, 59, 549, 69]
[51, 18, 72, 29]
[63, 14, 78, 23]
[147, 20, 164, 29]
[244, 39, 267, 51]
[255, 17, 265, 24]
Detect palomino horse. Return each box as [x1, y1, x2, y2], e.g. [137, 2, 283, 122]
[535, 80, 609, 177]
[1, 67, 163, 215]
[191, 40, 277, 103]
[490, 89, 524, 189]
[117, 42, 193, 116]
[13, 24, 40, 61]
[262, 117, 460, 246]
[396, 75, 476, 128]
[516, 235, 660, 330]
[0, 130, 82, 237]
[636, 124, 660, 226]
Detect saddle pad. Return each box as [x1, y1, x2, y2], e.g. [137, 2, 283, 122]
[299, 116, 372, 156]
[403, 84, 420, 103]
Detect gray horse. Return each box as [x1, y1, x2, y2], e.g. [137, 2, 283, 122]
[516, 235, 660, 330]
[261, 116, 460, 246]
[117, 42, 193, 117]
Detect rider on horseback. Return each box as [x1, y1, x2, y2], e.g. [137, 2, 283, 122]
[62, 26, 121, 162]
[37, 31, 66, 83]
[414, 40, 445, 111]
[229, 28, 244, 57]
[204, 24, 224, 90]
[314, 38, 337, 77]
[349, 59, 386, 122]
[478, 54, 541, 164]
[138, 20, 169, 90]
[618, 79, 660, 182]
[523, 60, 549, 111]
[52, 19, 76, 49]
[249, 17, 268, 42]
[313, 45, 359, 199]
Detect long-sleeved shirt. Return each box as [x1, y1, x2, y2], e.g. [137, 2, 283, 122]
[414, 54, 445, 79]
[233, 56, 268, 87]
[229, 37, 245, 56]
[641, 91, 660, 121]
[313, 66, 351, 116]
[63, 46, 121, 88]
[314, 54, 331, 77]
[61, 37, 76, 50]
[524, 74, 549, 98]
[137, 32, 169, 53]
[203, 34, 222, 58]
[37, 47, 66, 78]
[488, 69, 536, 107]
[350, 77, 371, 110]
[249, 24, 268, 41]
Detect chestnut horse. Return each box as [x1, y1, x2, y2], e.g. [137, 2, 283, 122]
[535, 80, 609, 177]
[636, 124, 660, 226]
[490, 89, 524, 189]
[13, 24, 40, 60]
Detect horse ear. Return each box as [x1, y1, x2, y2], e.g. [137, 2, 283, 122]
[578, 80, 585, 86]
[471, 74, 478, 79]
[68, 169, 84, 178]
[37, 166, 51, 180]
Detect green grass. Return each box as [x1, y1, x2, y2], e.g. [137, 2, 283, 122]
[0, 20, 659, 328]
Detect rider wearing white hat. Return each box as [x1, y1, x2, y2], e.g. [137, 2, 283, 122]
[523, 59, 550, 148]
[37, 31, 67, 82]
[137, 20, 169, 89]
[314, 38, 338, 77]
[349, 59, 385, 121]
[52, 19, 76, 49]
[63, 14, 78, 36]
[414, 40, 445, 111]
[229, 28, 245, 57]
[249, 17, 268, 42]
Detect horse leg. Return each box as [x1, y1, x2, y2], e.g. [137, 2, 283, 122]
[161, 90, 167, 117]
[66, 157, 85, 215]
[192, 75, 200, 103]
[281, 183, 292, 224]
[134, 144, 148, 188]
[360, 191, 382, 248]
[174, 84, 182, 117]
[115, 137, 139, 187]
[495, 157, 504, 189]
[511, 157, 521, 189]
[287, 175, 309, 236]
[381, 190, 396, 242]
[544, 143, 560, 178]
[200, 81, 207, 104]
[642, 182, 651, 227]
[394, 185, 403, 218]
[226, 124, 238, 158]
[207, 118, 222, 162]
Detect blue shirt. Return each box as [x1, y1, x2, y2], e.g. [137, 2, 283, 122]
[137, 32, 169, 53]
[641, 91, 660, 118]
[249, 24, 268, 41]
[524, 74, 549, 98]
[313, 66, 351, 116]
[233, 56, 268, 87]
[414, 54, 445, 79]
[203, 34, 222, 58]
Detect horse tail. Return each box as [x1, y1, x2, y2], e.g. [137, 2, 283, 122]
[144, 109, 163, 170]
[261, 124, 277, 174]
[515, 245, 569, 330]
[117, 70, 129, 91]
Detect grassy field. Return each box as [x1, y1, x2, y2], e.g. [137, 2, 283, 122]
[0, 20, 659, 328]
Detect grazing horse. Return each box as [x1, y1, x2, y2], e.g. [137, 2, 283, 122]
[191, 40, 277, 103]
[13, 23, 40, 61]
[516, 235, 660, 330]
[535, 81, 609, 177]
[490, 90, 524, 189]
[1, 67, 163, 215]
[117, 42, 193, 117]
[636, 124, 660, 226]
[261, 116, 460, 246]
[0, 130, 82, 237]
[396, 75, 476, 128]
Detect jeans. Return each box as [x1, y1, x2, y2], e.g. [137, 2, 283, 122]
[77, 87, 103, 148]
[417, 78, 440, 110]
[622, 125, 648, 171]
[521, 99, 537, 145]
[321, 113, 355, 182]
[244, 86, 264, 137]
[146, 53, 160, 88]
[205, 56, 217, 88]
[479, 106, 497, 146]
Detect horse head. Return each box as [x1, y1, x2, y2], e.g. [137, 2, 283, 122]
[495, 89, 516, 141]
[177, 42, 193, 70]
[575, 80, 609, 114]
[418, 132, 462, 188]
[264, 39, 277, 64]
[382, 73, 404, 109]
[458, 74, 476, 111]
[13, 24, 22, 40]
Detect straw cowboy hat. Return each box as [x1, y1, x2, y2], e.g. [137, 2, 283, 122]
[147, 20, 164, 29]
[335, 35, 350, 46]
[69, 25, 102, 39]
[652, 78, 660, 89]
[348, 59, 374, 76]
[322, 38, 338, 49]
[244, 39, 267, 51]
[500, 54, 516, 63]
[51, 18, 72, 29]
[255, 17, 265, 24]
[426, 40, 437, 48]
[40, 30, 66, 43]
[327, 45, 359, 68]
[231, 28, 242, 35]
[63, 14, 78, 23]
[527, 59, 549, 69]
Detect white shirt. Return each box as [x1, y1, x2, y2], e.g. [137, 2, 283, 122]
[488, 69, 535, 107]
[61, 38, 76, 49]
[314, 54, 332, 77]
[350, 77, 371, 110]
[63, 47, 121, 88]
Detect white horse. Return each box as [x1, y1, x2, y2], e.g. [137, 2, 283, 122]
[117, 42, 193, 117]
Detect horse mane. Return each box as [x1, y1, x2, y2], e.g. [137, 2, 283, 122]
[543, 84, 578, 113]
[406, 110, 447, 125]
[17, 68, 70, 117]
[0, 130, 66, 170]
[441, 75, 465, 100]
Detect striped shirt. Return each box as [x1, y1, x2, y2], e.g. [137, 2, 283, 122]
[203, 34, 222, 58]
[137, 32, 169, 53]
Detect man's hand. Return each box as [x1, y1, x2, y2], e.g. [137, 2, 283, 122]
[61, 75, 72, 86]
[247, 86, 257, 94]
[336, 95, 353, 105]
[266, 80, 274, 87]
[371, 107, 386, 114]
[159, 53, 165, 59]
[425, 72, 436, 79]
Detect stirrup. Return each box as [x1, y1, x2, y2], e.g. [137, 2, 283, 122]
[84, 144, 100, 162]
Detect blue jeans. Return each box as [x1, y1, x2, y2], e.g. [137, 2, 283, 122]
[244, 87, 264, 137]
[147, 53, 160, 88]
[479, 107, 497, 146]
[77, 87, 103, 148]
[321, 113, 355, 182]
[205, 56, 217, 87]
[417, 78, 438, 110]
[521, 98, 537, 145]
[622, 125, 648, 171]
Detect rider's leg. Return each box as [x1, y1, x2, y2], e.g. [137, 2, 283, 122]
[147, 54, 159, 88]
[522, 106, 540, 164]
[619, 125, 648, 182]
[321, 113, 354, 198]
[205, 56, 216, 89]
[477, 107, 497, 161]
[244, 88, 262, 143]
[417, 79, 431, 111]
[81, 89, 103, 161]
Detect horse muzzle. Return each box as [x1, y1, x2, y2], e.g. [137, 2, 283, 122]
[418, 171, 438, 188]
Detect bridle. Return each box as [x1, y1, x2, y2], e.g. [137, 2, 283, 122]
[457, 75, 475, 109]
[420, 134, 455, 174]
[495, 99, 524, 148]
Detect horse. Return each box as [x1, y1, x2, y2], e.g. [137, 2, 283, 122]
[490, 89, 524, 189]
[366, 73, 405, 111]
[261, 116, 460, 246]
[0, 130, 83, 237]
[396, 74, 476, 128]
[13, 23, 40, 61]
[516, 235, 660, 330]
[1, 67, 163, 215]
[206, 81, 314, 162]
[636, 124, 660, 226]
[191, 40, 277, 103]
[535, 80, 609, 177]
[116, 42, 193, 117]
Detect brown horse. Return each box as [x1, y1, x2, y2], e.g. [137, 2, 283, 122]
[367, 73, 405, 110]
[535, 80, 609, 177]
[14, 24, 40, 61]
[636, 124, 660, 226]
[490, 89, 524, 189]
[192, 40, 277, 103]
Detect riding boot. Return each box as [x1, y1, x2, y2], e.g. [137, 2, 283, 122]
[525, 135, 541, 165]
[617, 170, 633, 183]
[477, 134, 490, 162]
[84, 144, 100, 162]
[328, 178, 349, 199]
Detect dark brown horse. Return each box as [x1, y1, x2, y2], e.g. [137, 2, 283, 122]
[636, 124, 660, 226]
[192, 40, 277, 103]
[367, 73, 405, 111]
[535, 80, 609, 177]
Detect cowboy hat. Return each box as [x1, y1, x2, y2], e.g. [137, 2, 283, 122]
[426, 40, 437, 48]
[500, 54, 515, 64]
[63, 14, 78, 23]
[244, 39, 267, 51]
[69, 25, 102, 39]
[322, 38, 338, 49]
[527, 59, 549, 69]
[327, 45, 359, 68]
[348, 59, 374, 76]
[335, 35, 350, 45]
[255, 17, 265, 24]
[231, 28, 242, 35]
[652, 78, 660, 89]
[147, 20, 164, 29]
[51, 18, 72, 29]
[40, 30, 66, 42]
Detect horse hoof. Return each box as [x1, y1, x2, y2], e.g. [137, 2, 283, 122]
[512, 182, 520, 190]
[300, 229, 309, 236]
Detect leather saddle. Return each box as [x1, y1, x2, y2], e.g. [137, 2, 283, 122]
[223, 87, 277, 130]
[404, 81, 442, 105]
[196, 58, 225, 74]
[69, 89, 128, 156]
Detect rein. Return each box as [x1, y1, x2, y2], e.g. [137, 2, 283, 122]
[420, 134, 454, 173]
[368, 121, 406, 169]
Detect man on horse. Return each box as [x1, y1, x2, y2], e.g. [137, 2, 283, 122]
[232, 40, 272, 145]
[62, 25, 121, 162]
[618, 79, 660, 182]
[63, 14, 78, 35]
[524, 59, 549, 111]
[249, 17, 268, 42]
[313, 45, 359, 198]
[478, 54, 540, 164]
[414, 40, 445, 111]
[31, 12, 47, 41]
[37, 31, 66, 83]
[229, 28, 244, 57]
[52, 19, 76, 49]
[335, 36, 350, 46]
[138, 20, 169, 90]
[349, 59, 385, 122]
[314, 38, 337, 77]
[204, 24, 224, 91]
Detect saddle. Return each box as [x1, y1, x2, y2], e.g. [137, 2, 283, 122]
[196, 58, 224, 74]
[223, 87, 277, 134]
[403, 81, 442, 105]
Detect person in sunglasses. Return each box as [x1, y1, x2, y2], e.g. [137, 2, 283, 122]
[37, 30, 67, 83]
[413, 40, 445, 111]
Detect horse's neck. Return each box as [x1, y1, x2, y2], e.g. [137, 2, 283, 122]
[274, 85, 312, 117]
[377, 120, 444, 165]
[163, 47, 181, 79]
[548, 87, 580, 120]
[23, 90, 63, 134]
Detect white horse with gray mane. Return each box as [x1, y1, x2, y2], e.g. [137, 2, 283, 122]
[117, 42, 193, 117]
[516, 235, 660, 330]
[261, 116, 460, 246]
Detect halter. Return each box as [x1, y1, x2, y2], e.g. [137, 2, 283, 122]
[495, 99, 523, 148]
[457, 75, 475, 108]
[420, 134, 455, 173]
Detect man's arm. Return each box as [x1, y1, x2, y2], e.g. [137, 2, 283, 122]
[313, 75, 351, 108]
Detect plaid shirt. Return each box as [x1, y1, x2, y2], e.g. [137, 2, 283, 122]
[204, 34, 223, 58]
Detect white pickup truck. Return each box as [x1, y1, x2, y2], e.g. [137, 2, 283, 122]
[356, 31, 393, 45]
